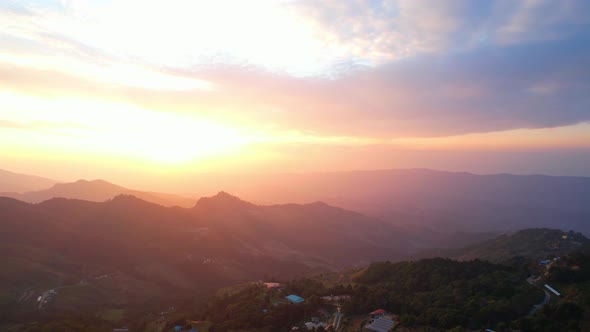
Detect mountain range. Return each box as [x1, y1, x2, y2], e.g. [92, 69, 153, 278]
[0, 178, 194, 207]
[413, 228, 590, 263]
[0, 169, 58, 193]
[2, 182, 589, 330]
[2, 168, 590, 235]
[185, 169, 590, 234]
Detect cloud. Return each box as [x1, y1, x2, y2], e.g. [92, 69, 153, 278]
[170, 36, 590, 137]
[0, 118, 90, 138]
[1, 0, 589, 139]
[290, 0, 590, 63]
[494, 0, 590, 45]
[2, 33, 590, 138]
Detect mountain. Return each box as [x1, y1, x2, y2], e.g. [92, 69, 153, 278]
[1, 192, 465, 326]
[188, 169, 590, 234]
[1, 179, 195, 207]
[199, 258, 542, 332]
[4, 185, 587, 330]
[415, 228, 590, 263]
[192, 192, 416, 268]
[0, 169, 58, 193]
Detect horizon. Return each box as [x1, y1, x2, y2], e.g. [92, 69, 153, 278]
[3, 2, 590, 329]
[1, 0, 590, 186]
[4, 166, 590, 197]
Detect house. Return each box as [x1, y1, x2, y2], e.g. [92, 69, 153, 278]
[264, 282, 282, 289]
[365, 314, 396, 332]
[538, 260, 551, 265]
[305, 317, 327, 330]
[370, 309, 386, 316]
[545, 284, 561, 296]
[286, 294, 305, 303]
[321, 295, 351, 303]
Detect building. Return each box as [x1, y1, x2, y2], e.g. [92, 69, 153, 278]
[286, 294, 305, 303]
[305, 317, 327, 330]
[322, 295, 351, 303]
[370, 309, 386, 316]
[264, 282, 282, 289]
[545, 284, 561, 296]
[365, 315, 396, 332]
[538, 260, 551, 265]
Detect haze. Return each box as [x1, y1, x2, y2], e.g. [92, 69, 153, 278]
[1, 0, 590, 192]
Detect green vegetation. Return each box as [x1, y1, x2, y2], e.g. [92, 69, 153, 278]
[345, 258, 542, 329]
[418, 228, 590, 263]
[96, 309, 125, 323]
[194, 258, 545, 331]
[512, 252, 590, 331]
[16, 315, 112, 332]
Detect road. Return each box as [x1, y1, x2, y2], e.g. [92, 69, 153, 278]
[38, 274, 113, 310]
[527, 289, 550, 317]
[333, 307, 344, 331]
[526, 274, 551, 317]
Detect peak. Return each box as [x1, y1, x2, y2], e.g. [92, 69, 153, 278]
[50, 179, 124, 190]
[194, 191, 254, 210]
[214, 191, 239, 199]
[108, 194, 159, 207]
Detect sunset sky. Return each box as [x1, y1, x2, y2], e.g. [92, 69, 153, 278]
[1, 0, 590, 190]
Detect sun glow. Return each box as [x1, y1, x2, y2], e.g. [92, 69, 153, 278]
[0, 92, 247, 164]
[8, 0, 341, 77]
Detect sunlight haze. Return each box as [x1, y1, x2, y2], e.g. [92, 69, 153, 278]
[1, 0, 589, 189]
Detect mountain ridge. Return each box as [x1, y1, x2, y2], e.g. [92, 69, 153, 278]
[1, 178, 195, 208]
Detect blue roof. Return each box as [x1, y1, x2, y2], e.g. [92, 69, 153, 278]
[174, 326, 182, 332]
[286, 294, 305, 303]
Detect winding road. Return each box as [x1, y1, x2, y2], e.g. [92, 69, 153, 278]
[526, 275, 551, 317]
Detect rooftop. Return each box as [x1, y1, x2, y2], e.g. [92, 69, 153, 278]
[285, 294, 305, 303]
[370, 309, 386, 315]
[365, 315, 395, 332]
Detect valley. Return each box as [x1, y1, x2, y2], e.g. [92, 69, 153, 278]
[1, 171, 589, 331]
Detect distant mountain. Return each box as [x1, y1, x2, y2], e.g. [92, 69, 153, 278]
[5, 192, 492, 325]
[1, 179, 195, 207]
[0, 193, 431, 311]
[191, 169, 590, 234]
[191, 192, 416, 268]
[415, 228, 590, 263]
[0, 168, 58, 193]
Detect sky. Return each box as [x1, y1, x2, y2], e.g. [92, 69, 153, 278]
[1, 0, 590, 190]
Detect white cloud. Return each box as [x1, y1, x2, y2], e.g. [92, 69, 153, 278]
[1, 0, 588, 78]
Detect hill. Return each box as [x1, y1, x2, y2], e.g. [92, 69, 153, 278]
[0, 169, 58, 193]
[415, 228, 590, 263]
[0, 192, 462, 328]
[196, 258, 542, 331]
[1, 179, 195, 207]
[188, 169, 590, 234]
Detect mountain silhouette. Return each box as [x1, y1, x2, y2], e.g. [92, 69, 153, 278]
[0, 168, 58, 192]
[0, 178, 194, 207]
